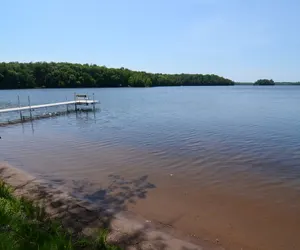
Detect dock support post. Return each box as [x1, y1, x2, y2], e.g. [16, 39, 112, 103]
[93, 93, 95, 111]
[17, 95, 23, 121]
[66, 97, 69, 113]
[74, 92, 77, 112]
[28, 96, 33, 120]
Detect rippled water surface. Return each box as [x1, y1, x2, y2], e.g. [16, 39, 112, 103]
[1, 86, 300, 250]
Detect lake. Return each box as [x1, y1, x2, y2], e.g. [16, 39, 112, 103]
[1, 86, 300, 250]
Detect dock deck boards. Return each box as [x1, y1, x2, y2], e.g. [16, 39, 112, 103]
[0, 100, 99, 114]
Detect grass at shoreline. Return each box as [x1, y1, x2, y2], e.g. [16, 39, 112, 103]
[0, 181, 120, 250]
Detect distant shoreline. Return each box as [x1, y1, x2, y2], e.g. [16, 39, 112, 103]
[0, 62, 233, 89]
[1, 62, 300, 89]
[236, 82, 300, 85]
[1, 84, 300, 91]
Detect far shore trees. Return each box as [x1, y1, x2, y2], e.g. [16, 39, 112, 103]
[0, 62, 234, 89]
[254, 79, 275, 85]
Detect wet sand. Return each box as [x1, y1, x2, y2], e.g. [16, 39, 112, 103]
[36, 160, 300, 250]
[0, 163, 223, 250]
[130, 179, 300, 250]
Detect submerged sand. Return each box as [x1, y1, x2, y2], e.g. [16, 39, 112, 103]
[0, 163, 223, 250]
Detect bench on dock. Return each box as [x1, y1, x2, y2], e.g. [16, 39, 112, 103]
[75, 94, 96, 106]
[75, 94, 88, 101]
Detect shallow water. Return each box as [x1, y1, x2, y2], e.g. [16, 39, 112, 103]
[1, 86, 300, 249]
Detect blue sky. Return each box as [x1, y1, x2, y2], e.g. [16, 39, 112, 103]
[1, 0, 300, 82]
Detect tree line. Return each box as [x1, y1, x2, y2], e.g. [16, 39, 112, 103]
[254, 79, 275, 85]
[0, 62, 234, 89]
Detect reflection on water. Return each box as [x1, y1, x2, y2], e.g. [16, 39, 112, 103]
[1, 86, 300, 250]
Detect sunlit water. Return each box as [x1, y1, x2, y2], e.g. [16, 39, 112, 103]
[1, 86, 300, 250]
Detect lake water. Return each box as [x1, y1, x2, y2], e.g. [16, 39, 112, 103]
[1, 86, 300, 250]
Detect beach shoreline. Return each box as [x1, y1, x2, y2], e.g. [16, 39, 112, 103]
[0, 162, 223, 250]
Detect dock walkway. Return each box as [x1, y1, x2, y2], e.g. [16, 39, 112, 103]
[0, 100, 99, 114]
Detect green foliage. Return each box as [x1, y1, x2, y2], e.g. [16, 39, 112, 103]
[0, 181, 13, 200]
[254, 79, 275, 85]
[0, 62, 234, 89]
[0, 181, 120, 250]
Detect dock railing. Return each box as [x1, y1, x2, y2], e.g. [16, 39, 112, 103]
[0, 93, 99, 125]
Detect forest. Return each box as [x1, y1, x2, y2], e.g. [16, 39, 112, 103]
[0, 62, 234, 89]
